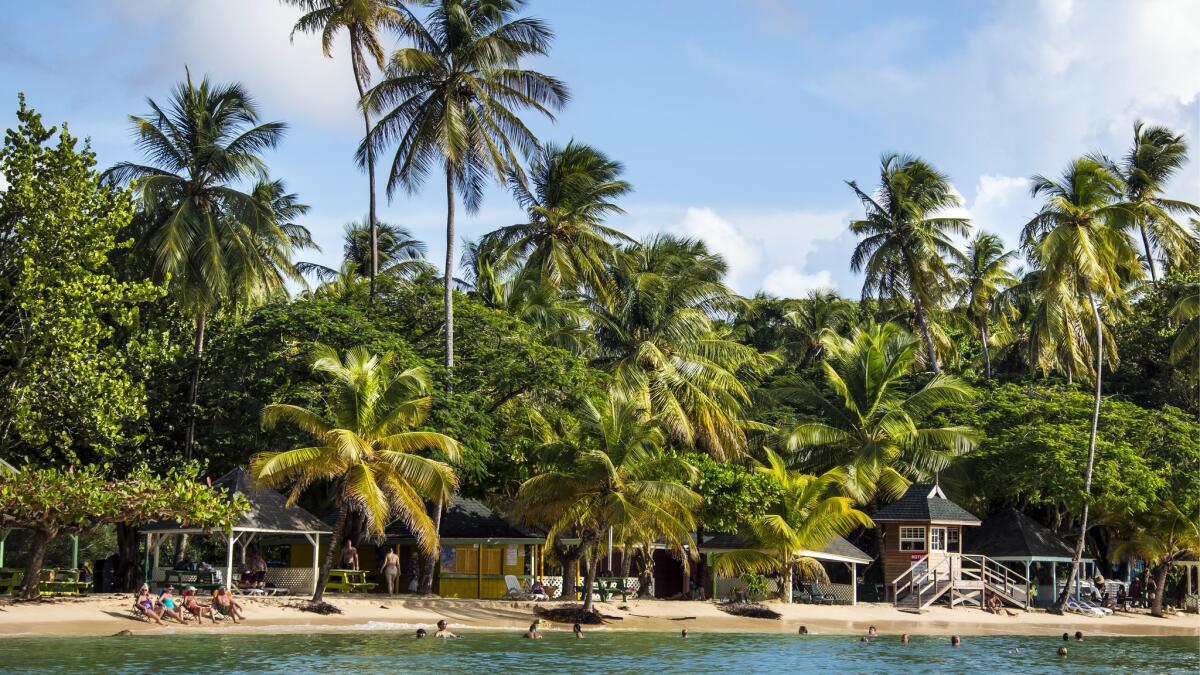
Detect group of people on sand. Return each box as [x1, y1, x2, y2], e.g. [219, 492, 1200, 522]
[133, 583, 244, 626]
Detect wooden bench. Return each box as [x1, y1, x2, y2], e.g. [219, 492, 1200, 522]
[324, 569, 375, 593]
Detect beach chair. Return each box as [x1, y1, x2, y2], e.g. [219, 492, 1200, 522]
[1077, 598, 1112, 616]
[503, 575, 534, 600]
[1065, 597, 1105, 617]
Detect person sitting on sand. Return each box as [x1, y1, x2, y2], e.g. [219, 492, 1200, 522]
[573, 623, 583, 639]
[415, 628, 427, 639]
[158, 586, 188, 625]
[340, 538, 359, 571]
[523, 623, 543, 639]
[133, 584, 164, 625]
[435, 620, 456, 639]
[951, 635, 961, 647]
[182, 587, 218, 625]
[529, 579, 546, 596]
[212, 586, 244, 624]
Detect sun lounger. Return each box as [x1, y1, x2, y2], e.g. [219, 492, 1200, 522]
[1066, 597, 1106, 617]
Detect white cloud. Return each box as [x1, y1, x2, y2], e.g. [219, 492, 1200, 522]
[761, 267, 836, 297]
[666, 207, 763, 290]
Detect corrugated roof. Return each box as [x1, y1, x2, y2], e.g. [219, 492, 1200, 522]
[385, 497, 541, 541]
[701, 532, 872, 564]
[870, 483, 981, 524]
[965, 508, 1075, 559]
[143, 468, 331, 534]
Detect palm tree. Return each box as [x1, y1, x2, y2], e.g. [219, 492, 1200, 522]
[286, 0, 424, 300]
[782, 290, 856, 365]
[783, 321, 978, 504]
[514, 390, 700, 613]
[847, 154, 970, 373]
[1114, 121, 1200, 283]
[360, 0, 569, 378]
[713, 451, 872, 603]
[1169, 286, 1198, 365]
[105, 72, 307, 462]
[251, 344, 460, 603]
[298, 219, 430, 283]
[479, 140, 632, 300]
[592, 235, 770, 460]
[949, 232, 1018, 379]
[1110, 501, 1199, 618]
[1021, 157, 1141, 612]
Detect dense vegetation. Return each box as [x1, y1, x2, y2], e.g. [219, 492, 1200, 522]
[1, 1, 1196, 613]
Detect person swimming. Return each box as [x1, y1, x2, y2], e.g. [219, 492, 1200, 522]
[1074, 631, 1083, 641]
[435, 620, 456, 639]
[798, 626, 809, 635]
[951, 635, 961, 647]
[867, 625, 878, 637]
[1058, 646, 1069, 657]
[901, 633, 910, 643]
[681, 629, 688, 638]
[573, 623, 584, 639]
[523, 623, 543, 639]
[1062, 632, 1071, 641]
[415, 628, 427, 639]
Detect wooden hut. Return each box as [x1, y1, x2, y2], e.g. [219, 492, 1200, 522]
[872, 483, 981, 596]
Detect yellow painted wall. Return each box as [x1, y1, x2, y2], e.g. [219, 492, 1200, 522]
[435, 544, 527, 599]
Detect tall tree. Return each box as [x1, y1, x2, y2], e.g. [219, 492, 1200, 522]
[847, 154, 970, 373]
[1021, 157, 1141, 612]
[783, 321, 977, 504]
[782, 290, 856, 366]
[949, 232, 1018, 380]
[251, 344, 460, 603]
[105, 72, 308, 462]
[360, 0, 569, 379]
[286, 0, 423, 300]
[1114, 121, 1200, 283]
[1110, 501, 1199, 618]
[298, 219, 429, 283]
[479, 140, 632, 300]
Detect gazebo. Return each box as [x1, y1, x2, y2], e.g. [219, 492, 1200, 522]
[141, 468, 330, 594]
[700, 532, 873, 605]
[966, 508, 1095, 605]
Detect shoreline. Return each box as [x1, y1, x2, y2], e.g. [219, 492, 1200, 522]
[0, 595, 1196, 639]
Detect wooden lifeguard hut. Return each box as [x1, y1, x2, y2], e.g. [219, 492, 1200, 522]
[873, 483, 1029, 612]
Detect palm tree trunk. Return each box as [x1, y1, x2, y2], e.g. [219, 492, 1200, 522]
[443, 165, 455, 387]
[1053, 291, 1103, 613]
[418, 498, 443, 595]
[183, 310, 206, 462]
[781, 562, 794, 604]
[581, 551, 599, 613]
[680, 553, 691, 600]
[312, 507, 349, 604]
[350, 50, 379, 303]
[21, 528, 56, 600]
[1139, 222, 1159, 284]
[1151, 562, 1169, 618]
[913, 297, 942, 373]
[981, 321, 992, 380]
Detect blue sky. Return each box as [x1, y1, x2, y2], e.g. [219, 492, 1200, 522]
[2, 0, 1198, 297]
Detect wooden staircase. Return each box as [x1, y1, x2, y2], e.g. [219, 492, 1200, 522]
[892, 553, 1029, 613]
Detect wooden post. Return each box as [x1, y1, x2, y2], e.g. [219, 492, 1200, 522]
[0, 529, 8, 568]
[477, 545, 483, 599]
[71, 535, 79, 570]
[851, 562, 858, 606]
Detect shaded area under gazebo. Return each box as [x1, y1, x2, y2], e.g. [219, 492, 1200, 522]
[141, 468, 330, 595]
[966, 508, 1096, 604]
[700, 532, 873, 605]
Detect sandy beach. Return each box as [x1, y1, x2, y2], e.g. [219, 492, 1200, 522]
[1, 595, 1196, 639]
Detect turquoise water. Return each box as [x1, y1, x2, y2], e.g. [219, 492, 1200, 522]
[0, 630, 1195, 673]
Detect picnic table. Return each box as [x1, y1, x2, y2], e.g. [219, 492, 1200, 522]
[0, 568, 91, 596]
[164, 569, 223, 591]
[324, 569, 375, 593]
[577, 577, 634, 602]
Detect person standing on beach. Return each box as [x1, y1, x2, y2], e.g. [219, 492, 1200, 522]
[340, 538, 359, 570]
[380, 547, 401, 595]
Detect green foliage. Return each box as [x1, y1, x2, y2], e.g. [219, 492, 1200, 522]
[0, 96, 163, 465]
[738, 571, 768, 601]
[686, 452, 779, 534]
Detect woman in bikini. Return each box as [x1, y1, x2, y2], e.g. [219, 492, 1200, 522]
[133, 584, 164, 625]
[380, 547, 401, 595]
[212, 586, 244, 624]
[182, 587, 218, 624]
[157, 586, 188, 625]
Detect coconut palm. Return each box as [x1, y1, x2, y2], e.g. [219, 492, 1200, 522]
[1110, 501, 1199, 618]
[1114, 121, 1200, 283]
[592, 235, 770, 460]
[847, 154, 970, 373]
[949, 232, 1018, 380]
[359, 0, 569, 377]
[1169, 286, 1198, 366]
[1021, 157, 1141, 612]
[479, 140, 632, 300]
[514, 390, 700, 613]
[783, 321, 978, 504]
[782, 290, 856, 365]
[286, 0, 424, 299]
[297, 219, 430, 283]
[713, 451, 873, 603]
[104, 72, 307, 461]
[251, 344, 460, 603]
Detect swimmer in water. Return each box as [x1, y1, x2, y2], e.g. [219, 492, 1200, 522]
[415, 628, 427, 639]
[435, 620, 457, 639]
[573, 623, 584, 639]
[1058, 646, 1069, 657]
[523, 622, 542, 639]
[1074, 631, 1083, 641]
[798, 626, 809, 635]
[901, 634, 910, 643]
[867, 625, 878, 637]
[951, 635, 961, 647]
[681, 629, 688, 638]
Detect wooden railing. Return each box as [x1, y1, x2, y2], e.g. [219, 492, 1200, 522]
[892, 553, 1031, 609]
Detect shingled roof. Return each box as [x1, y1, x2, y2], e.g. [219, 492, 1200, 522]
[385, 497, 542, 542]
[870, 483, 980, 525]
[965, 508, 1075, 559]
[142, 468, 331, 534]
[701, 532, 872, 564]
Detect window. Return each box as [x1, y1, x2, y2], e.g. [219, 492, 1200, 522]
[946, 527, 960, 551]
[930, 527, 945, 552]
[899, 527, 926, 551]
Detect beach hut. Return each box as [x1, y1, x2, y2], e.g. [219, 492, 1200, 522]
[700, 532, 872, 605]
[140, 468, 331, 594]
[383, 497, 545, 599]
[966, 508, 1096, 605]
[871, 483, 981, 597]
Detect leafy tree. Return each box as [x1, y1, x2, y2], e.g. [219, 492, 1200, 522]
[286, 0, 424, 299]
[686, 452, 780, 534]
[1107, 272, 1198, 412]
[949, 232, 1017, 380]
[1169, 283, 1197, 370]
[593, 235, 770, 459]
[514, 390, 700, 612]
[105, 72, 310, 462]
[1113, 121, 1200, 283]
[251, 344, 460, 603]
[782, 290, 856, 367]
[784, 321, 977, 504]
[298, 219, 430, 284]
[0, 464, 245, 599]
[360, 0, 569, 376]
[847, 153, 969, 373]
[1110, 501, 1199, 617]
[0, 96, 163, 465]
[712, 451, 872, 603]
[1021, 157, 1141, 611]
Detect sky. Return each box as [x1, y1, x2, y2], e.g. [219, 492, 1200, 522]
[2, 0, 1198, 298]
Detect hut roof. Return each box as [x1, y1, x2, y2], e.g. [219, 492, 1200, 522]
[965, 508, 1075, 559]
[385, 497, 541, 542]
[142, 468, 331, 534]
[701, 532, 872, 565]
[870, 483, 980, 525]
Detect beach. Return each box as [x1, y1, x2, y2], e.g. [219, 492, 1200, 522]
[1, 595, 1196, 639]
